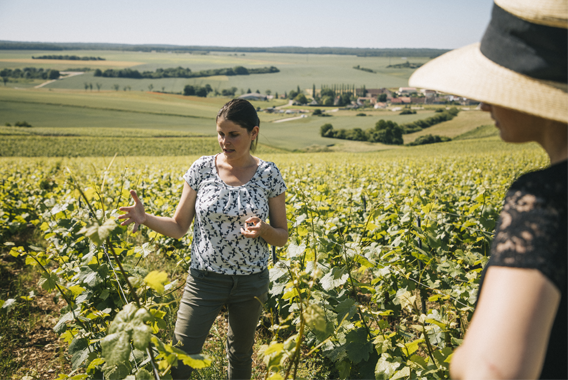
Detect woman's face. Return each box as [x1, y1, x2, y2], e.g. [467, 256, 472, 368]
[216, 117, 258, 160]
[480, 103, 543, 143]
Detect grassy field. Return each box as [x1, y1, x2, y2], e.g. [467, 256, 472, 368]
[403, 109, 493, 143]
[1, 86, 476, 153]
[0, 49, 431, 94]
[0, 86, 492, 153]
[1, 48, 492, 153]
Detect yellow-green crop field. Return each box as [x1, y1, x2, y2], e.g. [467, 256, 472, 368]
[0, 50, 431, 93]
[0, 138, 548, 379]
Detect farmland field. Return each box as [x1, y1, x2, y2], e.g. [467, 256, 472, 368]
[0, 84, 491, 153]
[0, 137, 548, 379]
[0, 50, 431, 93]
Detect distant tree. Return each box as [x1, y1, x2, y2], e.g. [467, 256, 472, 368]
[274, 92, 279, 99]
[123, 86, 127, 91]
[340, 92, 352, 106]
[47, 69, 60, 79]
[184, 85, 196, 96]
[297, 85, 301, 93]
[240, 88, 244, 95]
[370, 119, 404, 145]
[321, 96, 334, 106]
[265, 89, 271, 96]
[204, 84, 212, 93]
[255, 89, 260, 94]
[320, 88, 335, 98]
[288, 90, 298, 99]
[162, 86, 165, 92]
[284, 91, 287, 98]
[312, 109, 322, 116]
[294, 93, 308, 104]
[89, 83, 93, 91]
[2, 76, 8, 86]
[233, 66, 249, 75]
[312, 84, 316, 99]
[148, 84, 154, 92]
[113, 84, 119, 91]
[84, 82, 89, 91]
[378, 94, 387, 102]
[320, 123, 334, 137]
[96, 83, 102, 91]
[94, 69, 102, 77]
[246, 88, 251, 94]
[196, 87, 208, 97]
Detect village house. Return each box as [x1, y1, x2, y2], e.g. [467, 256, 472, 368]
[398, 87, 418, 95]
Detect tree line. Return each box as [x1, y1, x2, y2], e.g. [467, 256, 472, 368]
[0, 68, 60, 82]
[32, 55, 105, 61]
[93, 66, 279, 79]
[352, 65, 376, 73]
[320, 108, 460, 145]
[0, 41, 449, 57]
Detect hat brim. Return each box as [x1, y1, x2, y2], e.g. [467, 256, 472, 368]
[409, 43, 568, 123]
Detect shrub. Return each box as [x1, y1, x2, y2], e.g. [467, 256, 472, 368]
[356, 113, 366, 116]
[312, 109, 322, 116]
[399, 109, 416, 115]
[320, 124, 334, 137]
[15, 121, 32, 128]
[407, 134, 451, 146]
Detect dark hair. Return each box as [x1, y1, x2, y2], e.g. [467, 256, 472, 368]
[216, 99, 260, 151]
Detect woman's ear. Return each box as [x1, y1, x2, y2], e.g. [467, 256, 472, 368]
[251, 126, 259, 140]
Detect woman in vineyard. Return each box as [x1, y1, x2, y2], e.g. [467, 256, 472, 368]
[119, 98, 288, 379]
[410, 1, 566, 379]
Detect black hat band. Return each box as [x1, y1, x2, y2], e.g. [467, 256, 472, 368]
[480, 3, 567, 83]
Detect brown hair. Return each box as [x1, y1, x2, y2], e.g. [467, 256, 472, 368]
[216, 99, 260, 152]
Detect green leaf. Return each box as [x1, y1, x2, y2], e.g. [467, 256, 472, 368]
[38, 272, 59, 292]
[79, 218, 117, 246]
[101, 304, 152, 366]
[409, 354, 428, 369]
[102, 361, 132, 380]
[177, 353, 212, 369]
[404, 338, 424, 356]
[144, 271, 168, 295]
[135, 368, 153, 380]
[391, 366, 410, 380]
[1, 298, 16, 312]
[320, 267, 348, 291]
[375, 355, 401, 380]
[336, 360, 351, 379]
[345, 328, 373, 364]
[335, 298, 357, 324]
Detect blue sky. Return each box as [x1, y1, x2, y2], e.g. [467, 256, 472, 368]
[0, 0, 494, 49]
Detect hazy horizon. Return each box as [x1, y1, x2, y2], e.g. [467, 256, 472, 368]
[0, 0, 494, 50]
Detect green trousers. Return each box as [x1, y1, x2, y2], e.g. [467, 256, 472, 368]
[170, 268, 269, 380]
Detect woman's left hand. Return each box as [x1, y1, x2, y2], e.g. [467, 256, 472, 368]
[240, 217, 267, 239]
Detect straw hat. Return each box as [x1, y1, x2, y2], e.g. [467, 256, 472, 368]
[409, 0, 568, 123]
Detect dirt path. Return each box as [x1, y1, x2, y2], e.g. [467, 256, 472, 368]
[273, 115, 307, 123]
[35, 71, 84, 88]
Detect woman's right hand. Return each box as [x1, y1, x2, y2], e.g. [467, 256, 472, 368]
[118, 190, 147, 233]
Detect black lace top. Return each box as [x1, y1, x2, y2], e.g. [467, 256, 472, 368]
[476, 160, 567, 379]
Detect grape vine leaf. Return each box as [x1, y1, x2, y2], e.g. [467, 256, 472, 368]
[320, 267, 348, 291]
[144, 271, 168, 294]
[101, 304, 152, 366]
[375, 354, 401, 380]
[1, 298, 16, 312]
[345, 328, 372, 364]
[79, 218, 117, 246]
